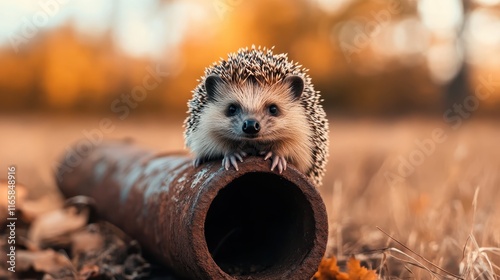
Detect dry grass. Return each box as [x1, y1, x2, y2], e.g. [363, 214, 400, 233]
[323, 118, 500, 279]
[1, 115, 499, 279]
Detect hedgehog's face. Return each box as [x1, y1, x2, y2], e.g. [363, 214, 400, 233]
[201, 75, 310, 144]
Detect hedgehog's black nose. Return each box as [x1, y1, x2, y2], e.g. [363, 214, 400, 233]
[242, 119, 260, 134]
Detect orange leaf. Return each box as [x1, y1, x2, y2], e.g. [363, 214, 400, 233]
[347, 257, 377, 280]
[314, 256, 377, 280]
[314, 256, 341, 280]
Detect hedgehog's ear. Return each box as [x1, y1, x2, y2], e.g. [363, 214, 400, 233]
[205, 74, 224, 102]
[284, 75, 304, 100]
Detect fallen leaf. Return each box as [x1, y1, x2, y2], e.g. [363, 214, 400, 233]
[347, 257, 377, 280]
[79, 264, 100, 278]
[71, 227, 105, 258]
[21, 195, 63, 222]
[313, 256, 377, 280]
[17, 249, 74, 275]
[28, 207, 89, 248]
[313, 256, 348, 280]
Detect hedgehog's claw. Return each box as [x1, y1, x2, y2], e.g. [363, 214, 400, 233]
[222, 151, 246, 171]
[263, 152, 287, 174]
[263, 151, 272, 160]
[193, 157, 204, 167]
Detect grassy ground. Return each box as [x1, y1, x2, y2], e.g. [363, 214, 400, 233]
[323, 118, 500, 279]
[1, 115, 499, 279]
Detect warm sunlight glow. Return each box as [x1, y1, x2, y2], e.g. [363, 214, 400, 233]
[418, 0, 464, 36]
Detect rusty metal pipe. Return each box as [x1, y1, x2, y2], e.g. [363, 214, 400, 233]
[56, 141, 328, 279]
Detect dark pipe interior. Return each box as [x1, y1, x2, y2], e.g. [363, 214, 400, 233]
[204, 172, 315, 277]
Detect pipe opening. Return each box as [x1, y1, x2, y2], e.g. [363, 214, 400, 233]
[204, 172, 315, 277]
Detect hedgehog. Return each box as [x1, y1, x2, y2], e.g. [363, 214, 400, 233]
[184, 46, 329, 186]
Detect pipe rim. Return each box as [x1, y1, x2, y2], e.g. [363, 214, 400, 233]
[189, 157, 328, 279]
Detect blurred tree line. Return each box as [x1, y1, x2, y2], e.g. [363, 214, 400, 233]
[1, 0, 499, 117]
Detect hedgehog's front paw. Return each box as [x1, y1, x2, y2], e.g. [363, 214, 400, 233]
[263, 151, 287, 174]
[222, 151, 247, 171]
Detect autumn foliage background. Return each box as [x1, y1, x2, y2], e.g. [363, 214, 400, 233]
[1, 0, 500, 115]
[1, 0, 500, 278]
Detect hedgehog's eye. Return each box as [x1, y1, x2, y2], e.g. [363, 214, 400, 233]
[268, 104, 279, 116]
[226, 104, 238, 117]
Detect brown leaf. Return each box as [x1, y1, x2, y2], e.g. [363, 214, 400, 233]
[21, 195, 63, 222]
[17, 249, 74, 275]
[71, 228, 105, 257]
[79, 264, 100, 278]
[28, 207, 89, 248]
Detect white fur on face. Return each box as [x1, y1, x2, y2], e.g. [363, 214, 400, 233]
[187, 81, 314, 173]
